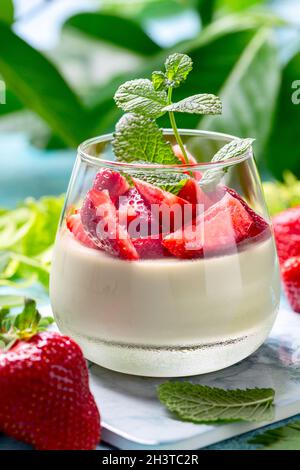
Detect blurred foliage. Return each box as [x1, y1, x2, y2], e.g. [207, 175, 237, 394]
[0, 0, 14, 25]
[0, 195, 64, 291]
[263, 172, 300, 216]
[0, 0, 299, 180]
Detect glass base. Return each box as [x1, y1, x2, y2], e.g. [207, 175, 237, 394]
[58, 319, 275, 377]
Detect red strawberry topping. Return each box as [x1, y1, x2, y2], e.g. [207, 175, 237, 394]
[80, 189, 139, 260]
[132, 178, 193, 232]
[132, 235, 166, 259]
[162, 192, 255, 259]
[93, 168, 129, 203]
[117, 187, 154, 238]
[178, 178, 213, 210]
[173, 144, 202, 180]
[133, 178, 188, 207]
[66, 213, 98, 249]
[226, 187, 269, 240]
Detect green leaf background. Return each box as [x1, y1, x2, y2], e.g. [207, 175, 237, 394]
[0, 0, 298, 181]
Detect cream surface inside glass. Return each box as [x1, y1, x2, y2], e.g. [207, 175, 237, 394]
[50, 130, 281, 377]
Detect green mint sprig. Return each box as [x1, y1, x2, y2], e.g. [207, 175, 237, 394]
[112, 113, 188, 193]
[153, 53, 193, 90]
[113, 52, 222, 177]
[158, 381, 275, 423]
[113, 52, 254, 195]
[200, 138, 255, 191]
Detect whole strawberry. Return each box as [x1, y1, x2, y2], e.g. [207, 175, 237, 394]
[273, 206, 300, 265]
[0, 299, 101, 450]
[281, 257, 300, 313]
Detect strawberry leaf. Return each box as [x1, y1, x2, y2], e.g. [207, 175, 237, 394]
[14, 298, 41, 331]
[0, 298, 54, 348]
[158, 381, 275, 423]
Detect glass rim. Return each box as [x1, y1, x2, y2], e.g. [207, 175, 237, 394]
[78, 129, 254, 172]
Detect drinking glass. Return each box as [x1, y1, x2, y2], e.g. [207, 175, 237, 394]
[50, 130, 281, 377]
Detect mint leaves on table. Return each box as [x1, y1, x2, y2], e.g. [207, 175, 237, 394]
[113, 52, 221, 176]
[200, 138, 255, 191]
[249, 420, 300, 450]
[158, 382, 275, 423]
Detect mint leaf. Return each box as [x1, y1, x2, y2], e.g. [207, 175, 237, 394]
[114, 79, 168, 118]
[152, 71, 166, 91]
[165, 53, 193, 88]
[113, 113, 180, 165]
[158, 382, 275, 423]
[200, 138, 254, 191]
[130, 169, 188, 194]
[211, 138, 255, 163]
[163, 94, 222, 115]
[249, 421, 300, 450]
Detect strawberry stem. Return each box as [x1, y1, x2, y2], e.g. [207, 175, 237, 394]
[0, 298, 54, 351]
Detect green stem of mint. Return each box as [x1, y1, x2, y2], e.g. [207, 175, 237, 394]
[167, 88, 189, 165]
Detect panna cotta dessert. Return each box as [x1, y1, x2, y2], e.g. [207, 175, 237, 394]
[50, 52, 281, 376]
[50, 159, 280, 376]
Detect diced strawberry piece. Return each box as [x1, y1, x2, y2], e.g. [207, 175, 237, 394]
[93, 168, 129, 203]
[272, 206, 300, 265]
[133, 178, 193, 233]
[226, 187, 269, 239]
[88, 188, 116, 219]
[80, 189, 139, 260]
[66, 213, 97, 249]
[162, 225, 204, 259]
[173, 144, 202, 181]
[178, 179, 212, 210]
[133, 178, 188, 207]
[281, 256, 300, 313]
[162, 192, 254, 259]
[117, 204, 138, 224]
[133, 235, 167, 259]
[117, 187, 154, 237]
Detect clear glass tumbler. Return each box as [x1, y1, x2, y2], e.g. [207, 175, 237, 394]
[50, 130, 281, 377]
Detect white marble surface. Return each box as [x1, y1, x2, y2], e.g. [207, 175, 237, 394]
[89, 299, 300, 449]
